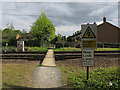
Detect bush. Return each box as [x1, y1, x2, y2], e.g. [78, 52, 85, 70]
[2, 46, 17, 52]
[55, 42, 63, 48]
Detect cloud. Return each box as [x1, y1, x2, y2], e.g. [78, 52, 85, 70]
[2, 15, 32, 32]
[2, 2, 118, 36]
[56, 24, 80, 36]
[48, 3, 75, 17]
[2, 0, 120, 2]
[89, 5, 115, 16]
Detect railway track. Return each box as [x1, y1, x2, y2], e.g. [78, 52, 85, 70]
[1, 51, 47, 61]
[54, 51, 120, 60]
[1, 51, 120, 61]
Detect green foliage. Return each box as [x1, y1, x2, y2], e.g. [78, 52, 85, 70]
[2, 25, 23, 46]
[2, 46, 17, 52]
[55, 41, 63, 48]
[30, 12, 55, 46]
[25, 47, 48, 52]
[68, 67, 119, 89]
[67, 36, 72, 42]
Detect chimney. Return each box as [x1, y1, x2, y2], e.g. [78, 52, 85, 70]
[103, 17, 106, 23]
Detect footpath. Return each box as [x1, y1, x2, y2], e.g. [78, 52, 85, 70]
[34, 49, 62, 88]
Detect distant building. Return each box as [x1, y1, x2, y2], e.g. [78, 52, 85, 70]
[97, 17, 120, 48]
[70, 17, 120, 48]
[97, 17, 120, 43]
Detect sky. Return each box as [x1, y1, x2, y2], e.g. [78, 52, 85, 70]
[0, 0, 119, 36]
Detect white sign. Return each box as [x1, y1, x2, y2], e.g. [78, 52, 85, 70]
[17, 41, 24, 52]
[81, 23, 97, 49]
[82, 49, 94, 66]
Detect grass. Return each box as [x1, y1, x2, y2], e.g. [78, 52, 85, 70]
[54, 47, 120, 52]
[95, 48, 120, 51]
[2, 46, 17, 52]
[2, 46, 48, 52]
[54, 47, 81, 52]
[57, 65, 120, 89]
[25, 47, 48, 52]
[2, 61, 39, 88]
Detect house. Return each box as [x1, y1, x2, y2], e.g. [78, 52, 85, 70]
[70, 17, 120, 48]
[97, 17, 120, 47]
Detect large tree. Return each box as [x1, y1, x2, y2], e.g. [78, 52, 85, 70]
[30, 12, 55, 46]
[2, 24, 23, 46]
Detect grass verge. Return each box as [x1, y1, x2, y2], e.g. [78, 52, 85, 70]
[54, 47, 81, 52]
[25, 47, 48, 52]
[57, 66, 120, 89]
[54, 47, 120, 52]
[2, 46, 48, 52]
[2, 61, 39, 88]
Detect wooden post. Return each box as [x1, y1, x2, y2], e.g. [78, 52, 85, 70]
[87, 66, 89, 80]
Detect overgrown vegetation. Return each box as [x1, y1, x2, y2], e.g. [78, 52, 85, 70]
[57, 66, 120, 89]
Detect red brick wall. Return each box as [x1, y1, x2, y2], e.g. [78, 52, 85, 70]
[97, 22, 120, 43]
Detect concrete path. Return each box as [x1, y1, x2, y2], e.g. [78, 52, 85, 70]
[34, 49, 62, 88]
[41, 49, 56, 66]
[34, 66, 62, 88]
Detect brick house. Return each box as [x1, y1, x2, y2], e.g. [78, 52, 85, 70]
[70, 17, 120, 48]
[97, 17, 120, 47]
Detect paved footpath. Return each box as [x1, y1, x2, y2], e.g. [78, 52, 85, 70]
[41, 49, 56, 66]
[34, 49, 62, 88]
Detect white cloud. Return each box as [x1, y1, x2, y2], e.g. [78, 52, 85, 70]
[56, 24, 80, 36]
[2, 15, 33, 32]
[1, 2, 119, 36]
[89, 5, 115, 16]
[48, 3, 75, 17]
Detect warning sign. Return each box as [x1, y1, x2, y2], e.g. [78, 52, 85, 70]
[81, 23, 97, 49]
[82, 26, 96, 38]
[82, 40, 96, 48]
[82, 49, 94, 66]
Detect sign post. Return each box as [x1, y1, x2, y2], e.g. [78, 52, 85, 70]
[81, 23, 97, 81]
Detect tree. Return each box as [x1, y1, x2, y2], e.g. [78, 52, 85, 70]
[67, 36, 72, 42]
[2, 26, 23, 46]
[30, 12, 55, 46]
[6, 23, 15, 30]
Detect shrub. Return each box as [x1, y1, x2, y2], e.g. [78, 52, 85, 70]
[55, 42, 63, 48]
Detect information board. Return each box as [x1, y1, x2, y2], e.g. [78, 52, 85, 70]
[82, 49, 94, 66]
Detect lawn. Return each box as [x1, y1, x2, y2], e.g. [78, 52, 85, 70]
[2, 46, 48, 52]
[25, 47, 48, 52]
[54, 47, 120, 52]
[54, 47, 81, 52]
[57, 65, 120, 89]
[2, 60, 39, 88]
